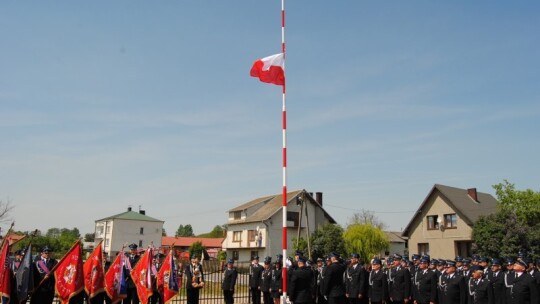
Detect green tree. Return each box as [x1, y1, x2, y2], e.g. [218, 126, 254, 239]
[197, 225, 225, 238]
[343, 224, 389, 263]
[162, 228, 167, 236]
[472, 181, 540, 259]
[84, 233, 95, 242]
[294, 224, 345, 261]
[175, 224, 195, 237]
[189, 241, 209, 260]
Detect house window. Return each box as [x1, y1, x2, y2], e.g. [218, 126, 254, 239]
[418, 243, 429, 255]
[139, 240, 143, 247]
[140, 227, 144, 235]
[427, 215, 439, 230]
[106, 226, 110, 234]
[105, 239, 110, 247]
[232, 251, 239, 261]
[248, 230, 257, 242]
[444, 214, 457, 229]
[233, 231, 242, 242]
[287, 211, 299, 227]
[233, 211, 242, 220]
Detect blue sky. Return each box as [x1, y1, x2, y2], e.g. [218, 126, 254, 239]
[1, 1, 539, 237]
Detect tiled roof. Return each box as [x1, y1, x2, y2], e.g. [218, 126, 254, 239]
[161, 236, 224, 248]
[96, 210, 163, 222]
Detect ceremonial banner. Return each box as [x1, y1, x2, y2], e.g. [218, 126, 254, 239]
[250, 53, 285, 86]
[104, 253, 127, 304]
[0, 241, 11, 304]
[157, 250, 179, 303]
[130, 248, 153, 304]
[54, 241, 84, 304]
[83, 241, 105, 299]
[15, 244, 34, 302]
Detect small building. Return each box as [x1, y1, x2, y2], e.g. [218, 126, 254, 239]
[401, 184, 498, 259]
[222, 190, 336, 261]
[94, 207, 164, 258]
[161, 236, 224, 259]
[380, 231, 408, 258]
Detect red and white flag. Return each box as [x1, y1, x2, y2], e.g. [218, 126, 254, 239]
[0, 241, 11, 303]
[54, 241, 84, 304]
[157, 250, 179, 304]
[83, 241, 105, 299]
[130, 248, 153, 304]
[104, 252, 127, 304]
[250, 53, 285, 86]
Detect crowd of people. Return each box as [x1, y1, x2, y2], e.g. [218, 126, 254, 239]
[245, 251, 540, 304]
[9, 244, 540, 304]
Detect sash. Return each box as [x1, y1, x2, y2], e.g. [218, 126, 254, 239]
[37, 259, 51, 274]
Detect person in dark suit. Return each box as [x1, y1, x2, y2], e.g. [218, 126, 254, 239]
[507, 259, 539, 304]
[368, 258, 388, 304]
[388, 254, 410, 304]
[315, 257, 328, 304]
[486, 259, 504, 304]
[31, 246, 58, 304]
[322, 252, 346, 304]
[289, 256, 315, 304]
[504, 258, 516, 304]
[123, 243, 141, 304]
[261, 257, 273, 304]
[222, 259, 238, 304]
[270, 260, 283, 304]
[185, 254, 204, 304]
[150, 253, 166, 304]
[412, 257, 437, 304]
[249, 256, 264, 304]
[438, 260, 467, 304]
[468, 267, 493, 304]
[345, 253, 366, 304]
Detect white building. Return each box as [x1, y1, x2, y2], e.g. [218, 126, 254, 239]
[223, 190, 336, 261]
[94, 207, 164, 258]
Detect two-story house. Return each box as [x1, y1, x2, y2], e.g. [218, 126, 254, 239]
[223, 190, 336, 261]
[94, 207, 164, 258]
[401, 184, 498, 259]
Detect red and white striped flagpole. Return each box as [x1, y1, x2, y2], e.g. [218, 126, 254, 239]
[280, 0, 288, 303]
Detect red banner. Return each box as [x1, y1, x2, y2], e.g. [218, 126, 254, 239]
[83, 241, 105, 299]
[54, 241, 84, 304]
[0, 241, 11, 301]
[157, 250, 179, 303]
[130, 248, 153, 304]
[104, 253, 127, 304]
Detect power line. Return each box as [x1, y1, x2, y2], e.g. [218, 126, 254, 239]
[323, 203, 416, 214]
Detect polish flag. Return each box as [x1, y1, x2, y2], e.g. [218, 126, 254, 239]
[250, 53, 285, 86]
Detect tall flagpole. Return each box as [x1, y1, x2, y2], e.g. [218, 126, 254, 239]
[280, 0, 288, 303]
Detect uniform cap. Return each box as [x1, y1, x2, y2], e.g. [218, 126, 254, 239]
[350, 253, 359, 258]
[227, 259, 234, 264]
[128, 243, 138, 250]
[316, 257, 324, 262]
[329, 252, 340, 258]
[392, 253, 402, 260]
[294, 250, 303, 256]
[252, 256, 259, 260]
[455, 256, 464, 262]
[41, 246, 52, 253]
[412, 254, 420, 260]
[505, 258, 514, 265]
[372, 258, 382, 265]
[297, 256, 307, 263]
[419, 257, 429, 264]
[430, 259, 439, 265]
[515, 259, 527, 268]
[15, 250, 24, 256]
[446, 260, 456, 267]
[462, 259, 471, 266]
[491, 258, 501, 266]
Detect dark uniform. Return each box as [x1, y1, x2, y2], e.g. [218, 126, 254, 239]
[413, 260, 437, 304]
[315, 258, 328, 304]
[249, 257, 264, 304]
[185, 257, 204, 304]
[439, 272, 467, 304]
[468, 276, 493, 304]
[222, 259, 238, 304]
[261, 258, 273, 304]
[31, 246, 58, 304]
[289, 260, 315, 304]
[270, 262, 283, 301]
[322, 253, 346, 304]
[507, 271, 539, 304]
[388, 255, 411, 304]
[486, 259, 505, 304]
[123, 244, 141, 304]
[368, 259, 388, 304]
[344, 254, 366, 304]
[150, 253, 165, 304]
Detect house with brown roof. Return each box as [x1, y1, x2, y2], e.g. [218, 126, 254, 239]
[401, 184, 498, 259]
[380, 231, 408, 258]
[161, 236, 224, 259]
[222, 190, 336, 261]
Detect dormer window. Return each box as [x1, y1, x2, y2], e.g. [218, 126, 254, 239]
[233, 211, 242, 220]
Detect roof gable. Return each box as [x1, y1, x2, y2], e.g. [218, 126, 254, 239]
[161, 236, 224, 248]
[402, 184, 498, 236]
[228, 189, 336, 224]
[96, 210, 163, 222]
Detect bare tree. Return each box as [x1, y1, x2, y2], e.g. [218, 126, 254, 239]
[0, 199, 14, 225]
[347, 209, 387, 230]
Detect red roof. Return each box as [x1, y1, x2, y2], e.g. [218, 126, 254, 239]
[161, 236, 224, 248]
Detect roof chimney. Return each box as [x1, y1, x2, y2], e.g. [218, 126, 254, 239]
[467, 188, 478, 202]
[315, 192, 323, 206]
[139, 210, 146, 215]
[127, 207, 132, 212]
